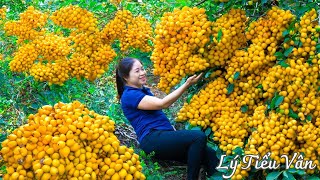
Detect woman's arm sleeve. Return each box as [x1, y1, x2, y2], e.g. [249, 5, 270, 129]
[125, 90, 146, 109]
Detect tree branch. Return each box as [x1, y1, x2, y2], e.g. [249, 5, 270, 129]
[195, 0, 207, 6]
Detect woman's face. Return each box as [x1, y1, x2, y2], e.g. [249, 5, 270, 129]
[125, 60, 147, 88]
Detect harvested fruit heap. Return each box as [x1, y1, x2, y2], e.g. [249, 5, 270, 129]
[101, 10, 153, 52]
[0, 101, 146, 180]
[176, 7, 320, 179]
[151, 6, 212, 93]
[5, 5, 153, 85]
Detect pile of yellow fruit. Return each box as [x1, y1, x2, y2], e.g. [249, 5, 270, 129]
[176, 7, 320, 180]
[1, 101, 146, 180]
[151, 6, 212, 93]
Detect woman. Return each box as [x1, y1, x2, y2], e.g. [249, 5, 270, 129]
[116, 57, 219, 179]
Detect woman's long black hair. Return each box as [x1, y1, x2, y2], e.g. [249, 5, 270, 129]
[116, 57, 139, 100]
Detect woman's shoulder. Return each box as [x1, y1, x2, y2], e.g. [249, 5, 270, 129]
[121, 86, 153, 103]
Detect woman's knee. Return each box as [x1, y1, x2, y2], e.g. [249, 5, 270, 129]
[192, 130, 207, 144]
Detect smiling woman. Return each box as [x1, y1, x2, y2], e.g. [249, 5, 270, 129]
[115, 57, 219, 180]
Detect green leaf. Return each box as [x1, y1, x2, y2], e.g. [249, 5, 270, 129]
[283, 171, 295, 180]
[187, 93, 193, 104]
[241, 105, 248, 113]
[217, 29, 223, 43]
[278, 60, 290, 68]
[275, 96, 284, 108]
[296, 169, 306, 176]
[185, 122, 191, 130]
[284, 37, 291, 43]
[288, 168, 297, 174]
[232, 147, 243, 155]
[266, 171, 282, 180]
[205, 127, 212, 136]
[282, 30, 289, 37]
[88, 86, 95, 94]
[207, 141, 219, 151]
[270, 93, 282, 109]
[274, 52, 284, 59]
[289, 109, 299, 119]
[205, 69, 214, 78]
[191, 126, 201, 131]
[257, 84, 263, 89]
[234, 72, 240, 80]
[307, 176, 320, 180]
[227, 84, 234, 95]
[284, 46, 294, 57]
[306, 114, 312, 121]
[316, 44, 320, 53]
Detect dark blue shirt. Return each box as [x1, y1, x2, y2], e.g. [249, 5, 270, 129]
[121, 85, 174, 143]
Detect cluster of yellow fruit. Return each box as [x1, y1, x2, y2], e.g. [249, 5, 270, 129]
[205, 9, 247, 67]
[287, 9, 319, 58]
[6, 6, 117, 85]
[1, 101, 146, 180]
[29, 60, 70, 85]
[33, 33, 71, 62]
[101, 10, 153, 52]
[50, 5, 98, 32]
[101, 10, 133, 44]
[176, 8, 320, 179]
[4, 6, 47, 43]
[70, 30, 103, 56]
[9, 43, 38, 72]
[0, 6, 6, 20]
[110, 0, 122, 6]
[151, 6, 212, 93]
[120, 16, 153, 52]
[226, 7, 294, 82]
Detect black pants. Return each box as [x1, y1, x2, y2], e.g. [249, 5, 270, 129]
[140, 130, 219, 180]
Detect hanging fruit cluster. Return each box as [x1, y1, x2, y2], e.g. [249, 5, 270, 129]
[0, 6, 6, 20]
[4, 6, 47, 43]
[101, 10, 153, 52]
[176, 7, 320, 179]
[4, 5, 119, 85]
[151, 6, 212, 93]
[0, 101, 146, 180]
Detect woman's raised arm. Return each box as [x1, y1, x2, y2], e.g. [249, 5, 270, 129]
[138, 73, 203, 110]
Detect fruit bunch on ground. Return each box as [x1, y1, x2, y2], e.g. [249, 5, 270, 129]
[0, 101, 145, 180]
[176, 7, 320, 179]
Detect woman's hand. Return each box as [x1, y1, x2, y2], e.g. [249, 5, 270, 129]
[137, 72, 203, 110]
[185, 73, 203, 87]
